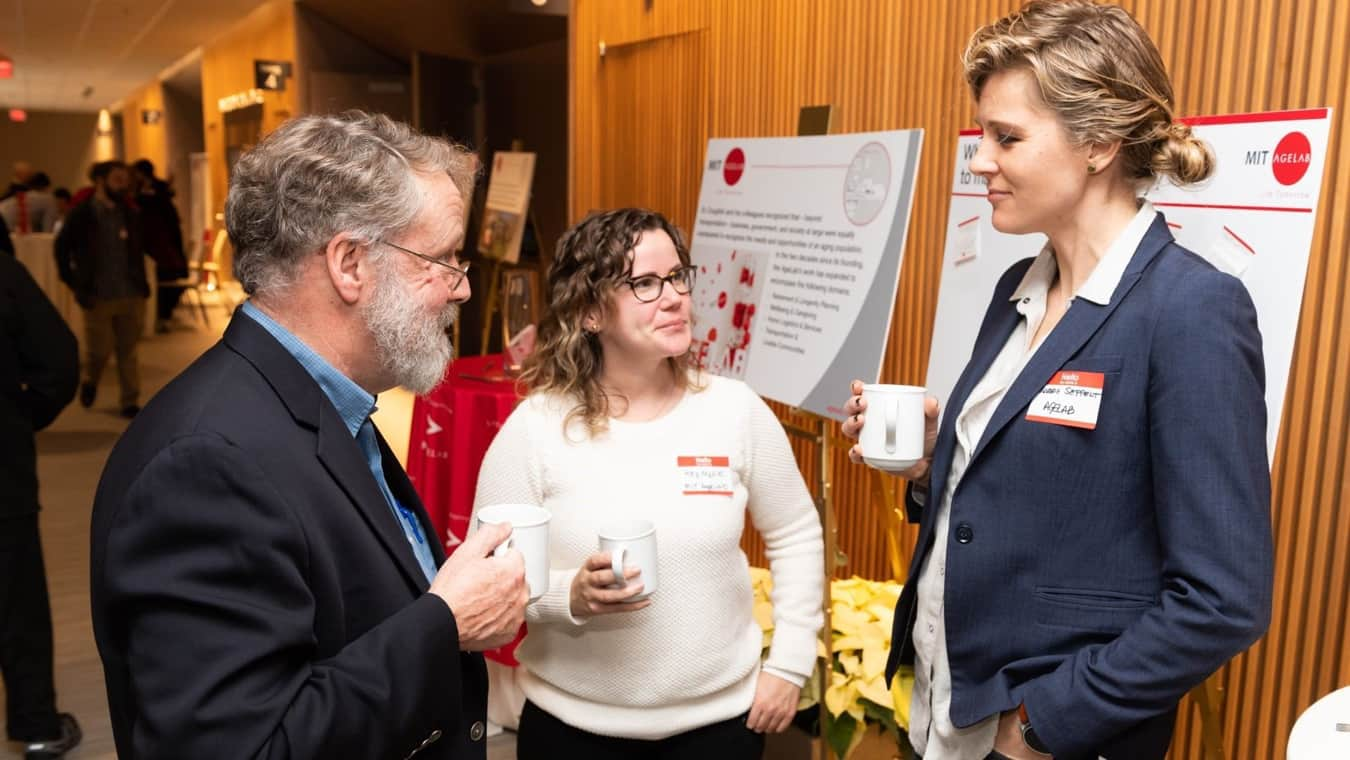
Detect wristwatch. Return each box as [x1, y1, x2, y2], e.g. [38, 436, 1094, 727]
[1018, 703, 1052, 755]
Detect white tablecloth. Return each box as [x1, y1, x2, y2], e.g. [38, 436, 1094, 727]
[14, 232, 156, 338]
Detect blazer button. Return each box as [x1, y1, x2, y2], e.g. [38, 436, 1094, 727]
[955, 523, 974, 544]
[469, 721, 485, 741]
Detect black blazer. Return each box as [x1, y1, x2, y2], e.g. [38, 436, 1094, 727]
[0, 253, 78, 519]
[91, 313, 488, 759]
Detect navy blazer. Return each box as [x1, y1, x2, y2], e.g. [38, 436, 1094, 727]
[885, 215, 1273, 759]
[91, 314, 488, 759]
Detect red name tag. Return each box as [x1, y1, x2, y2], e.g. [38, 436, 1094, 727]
[1025, 371, 1104, 430]
[677, 455, 734, 495]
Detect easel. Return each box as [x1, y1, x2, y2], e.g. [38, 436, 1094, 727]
[479, 208, 544, 355]
[771, 104, 848, 760]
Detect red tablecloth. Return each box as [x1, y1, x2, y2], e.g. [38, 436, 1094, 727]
[406, 353, 526, 665]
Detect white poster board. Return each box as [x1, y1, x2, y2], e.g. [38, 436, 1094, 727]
[478, 151, 535, 264]
[925, 108, 1334, 461]
[689, 130, 924, 418]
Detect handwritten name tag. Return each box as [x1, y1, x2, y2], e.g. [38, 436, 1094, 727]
[677, 455, 734, 496]
[1025, 371, 1104, 430]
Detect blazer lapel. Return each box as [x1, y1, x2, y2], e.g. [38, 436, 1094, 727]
[965, 215, 1174, 469]
[911, 279, 1024, 567]
[225, 313, 430, 594]
[928, 301, 1020, 509]
[316, 410, 430, 592]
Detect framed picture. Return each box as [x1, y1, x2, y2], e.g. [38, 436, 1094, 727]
[501, 267, 542, 368]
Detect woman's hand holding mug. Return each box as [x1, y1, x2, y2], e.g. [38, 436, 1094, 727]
[569, 552, 651, 618]
[841, 379, 940, 486]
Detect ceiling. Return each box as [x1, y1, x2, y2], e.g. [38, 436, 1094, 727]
[0, 0, 567, 115]
[0, 0, 270, 113]
[301, 0, 567, 61]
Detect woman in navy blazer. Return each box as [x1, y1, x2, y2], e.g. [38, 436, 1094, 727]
[842, 3, 1273, 759]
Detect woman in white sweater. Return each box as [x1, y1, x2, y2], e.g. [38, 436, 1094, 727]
[473, 208, 824, 758]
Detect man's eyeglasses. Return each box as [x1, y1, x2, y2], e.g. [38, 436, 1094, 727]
[379, 239, 471, 290]
[624, 267, 696, 303]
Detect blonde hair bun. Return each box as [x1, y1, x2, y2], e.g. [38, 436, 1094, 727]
[1151, 121, 1215, 186]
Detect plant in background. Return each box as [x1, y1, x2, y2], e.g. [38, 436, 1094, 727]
[751, 568, 915, 758]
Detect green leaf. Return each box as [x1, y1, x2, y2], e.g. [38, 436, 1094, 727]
[824, 710, 859, 759]
[859, 697, 900, 735]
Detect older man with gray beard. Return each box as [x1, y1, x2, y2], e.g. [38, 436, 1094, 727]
[89, 111, 527, 760]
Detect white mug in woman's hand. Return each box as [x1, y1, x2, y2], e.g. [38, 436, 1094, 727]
[598, 520, 658, 601]
[858, 384, 926, 472]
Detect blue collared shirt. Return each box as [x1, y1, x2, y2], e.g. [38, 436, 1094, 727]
[239, 301, 437, 584]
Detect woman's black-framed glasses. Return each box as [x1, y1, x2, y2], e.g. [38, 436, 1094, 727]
[624, 266, 696, 303]
[379, 239, 471, 290]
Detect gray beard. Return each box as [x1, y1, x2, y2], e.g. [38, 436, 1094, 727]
[362, 265, 459, 395]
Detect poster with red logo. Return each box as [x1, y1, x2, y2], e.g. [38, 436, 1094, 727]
[925, 108, 1333, 461]
[689, 131, 924, 417]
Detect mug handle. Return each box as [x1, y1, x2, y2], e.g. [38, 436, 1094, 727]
[884, 398, 898, 454]
[610, 546, 627, 586]
[493, 534, 514, 558]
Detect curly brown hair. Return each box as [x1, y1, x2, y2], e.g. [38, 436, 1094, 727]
[521, 208, 700, 438]
[964, 0, 1213, 186]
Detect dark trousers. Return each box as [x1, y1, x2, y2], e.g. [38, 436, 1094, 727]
[156, 285, 185, 321]
[517, 699, 765, 760]
[0, 514, 59, 741]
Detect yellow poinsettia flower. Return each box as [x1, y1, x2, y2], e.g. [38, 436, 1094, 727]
[831, 603, 872, 633]
[857, 672, 893, 709]
[861, 644, 887, 682]
[825, 670, 866, 723]
[831, 634, 867, 652]
[752, 569, 909, 744]
[837, 652, 861, 677]
[752, 598, 775, 632]
[891, 666, 915, 731]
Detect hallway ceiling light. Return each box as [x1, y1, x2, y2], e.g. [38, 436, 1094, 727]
[0, 56, 13, 79]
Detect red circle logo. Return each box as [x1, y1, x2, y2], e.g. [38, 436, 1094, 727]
[1272, 132, 1312, 186]
[723, 148, 745, 186]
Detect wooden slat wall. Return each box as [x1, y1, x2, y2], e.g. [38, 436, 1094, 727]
[120, 82, 169, 174]
[570, 2, 1349, 758]
[200, 0, 300, 224]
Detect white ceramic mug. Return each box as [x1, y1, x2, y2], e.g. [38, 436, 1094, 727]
[859, 383, 926, 472]
[598, 519, 658, 601]
[474, 504, 551, 601]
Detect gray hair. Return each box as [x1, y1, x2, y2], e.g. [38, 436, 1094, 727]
[226, 110, 477, 296]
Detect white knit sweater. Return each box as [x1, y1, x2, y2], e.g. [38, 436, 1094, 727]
[473, 373, 824, 739]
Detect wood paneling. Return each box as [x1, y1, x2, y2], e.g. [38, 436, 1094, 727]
[120, 82, 169, 172]
[200, 0, 300, 273]
[570, 2, 1350, 758]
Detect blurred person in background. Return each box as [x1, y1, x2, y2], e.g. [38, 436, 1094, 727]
[0, 248, 83, 759]
[2, 160, 34, 201]
[49, 189, 71, 236]
[54, 160, 149, 418]
[130, 159, 188, 332]
[1, 172, 58, 233]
